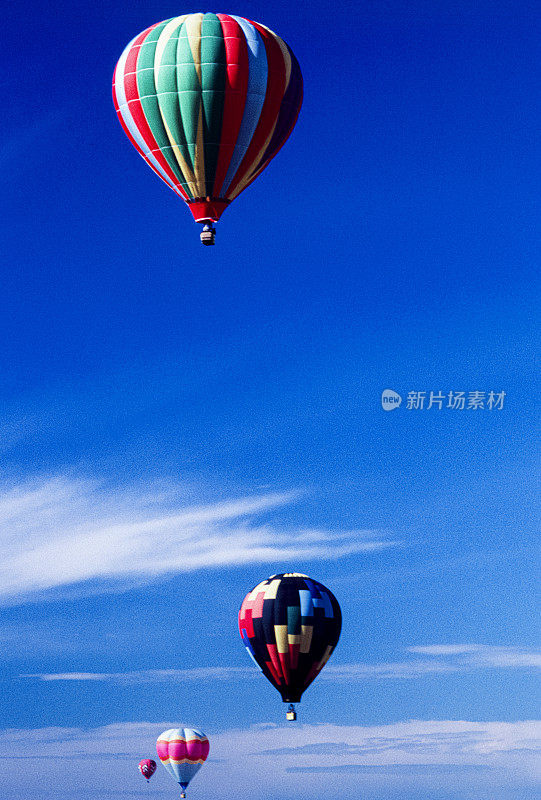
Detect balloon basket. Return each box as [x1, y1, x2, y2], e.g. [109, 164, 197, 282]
[200, 224, 216, 246]
[286, 704, 297, 721]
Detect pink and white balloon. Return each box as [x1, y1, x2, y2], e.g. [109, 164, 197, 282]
[157, 728, 209, 798]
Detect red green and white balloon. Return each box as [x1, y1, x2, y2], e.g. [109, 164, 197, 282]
[113, 12, 303, 244]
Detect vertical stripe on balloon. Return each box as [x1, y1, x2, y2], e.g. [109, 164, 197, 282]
[176, 16, 200, 176]
[225, 21, 287, 200]
[113, 25, 188, 198]
[200, 13, 226, 196]
[155, 17, 196, 197]
[121, 27, 191, 199]
[211, 14, 249, 197]
[219, 16, 268, 197]
[183, 13, 206, 195]
[135, 22, 191, 195]
[240, 46, 303, 195]
[264, 46, 303, 162]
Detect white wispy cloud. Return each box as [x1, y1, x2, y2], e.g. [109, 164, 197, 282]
[409, 644, 484, 656]
[408, 644, 541, 668]
[0, 475, 394, 604]
[22, 645, 540, 684]
[1, 720, 539, 800]
[321, 645, 541, 679]
[22, 666, 252, 682]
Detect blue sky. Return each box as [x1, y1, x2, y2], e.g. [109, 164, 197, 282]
[1, 1, 539, 798]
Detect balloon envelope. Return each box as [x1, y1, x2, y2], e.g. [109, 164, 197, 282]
[138, 759, 157, 780]
[156, 728, 209, 789]
[239, 573, 342, 703]
[112, 12, 302, 228]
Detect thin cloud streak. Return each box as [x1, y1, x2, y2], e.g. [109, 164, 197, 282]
[0, 475, 395, 604]
[22, 645, 540, 683]
[408, 645, 541, 668]
[322, 645, 541, 678]
[22, 667, 253, 683]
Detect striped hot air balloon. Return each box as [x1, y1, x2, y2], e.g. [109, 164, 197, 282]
[239, 573, 342, 720]
[112, 13, 303, 245]
[156, 728, 209, 798]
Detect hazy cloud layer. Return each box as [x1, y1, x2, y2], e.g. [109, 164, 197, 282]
[23, 644, 540, 683]
[1, 720, 539, 800]
[0, 475, 395, 604]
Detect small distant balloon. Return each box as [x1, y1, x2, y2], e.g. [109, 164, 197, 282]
[157, 728, 209, 798]
[138, 759, 157, 780]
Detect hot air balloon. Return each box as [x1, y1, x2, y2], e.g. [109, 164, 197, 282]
[113, 13, 303, 245]
[138, 759, 157, 781]
[157, 728, 209, 798]
[239, 573, 342, 720]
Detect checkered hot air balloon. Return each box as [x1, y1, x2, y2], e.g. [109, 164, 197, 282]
[239, 573, 342, 719]
[113, 13, 303, 245]
[156, 728, 209, 799]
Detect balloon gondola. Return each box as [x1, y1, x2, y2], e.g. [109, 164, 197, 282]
[239, 573, 342, 719]
[113, 13, 303, 245]
[200, 224, 216, 246]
